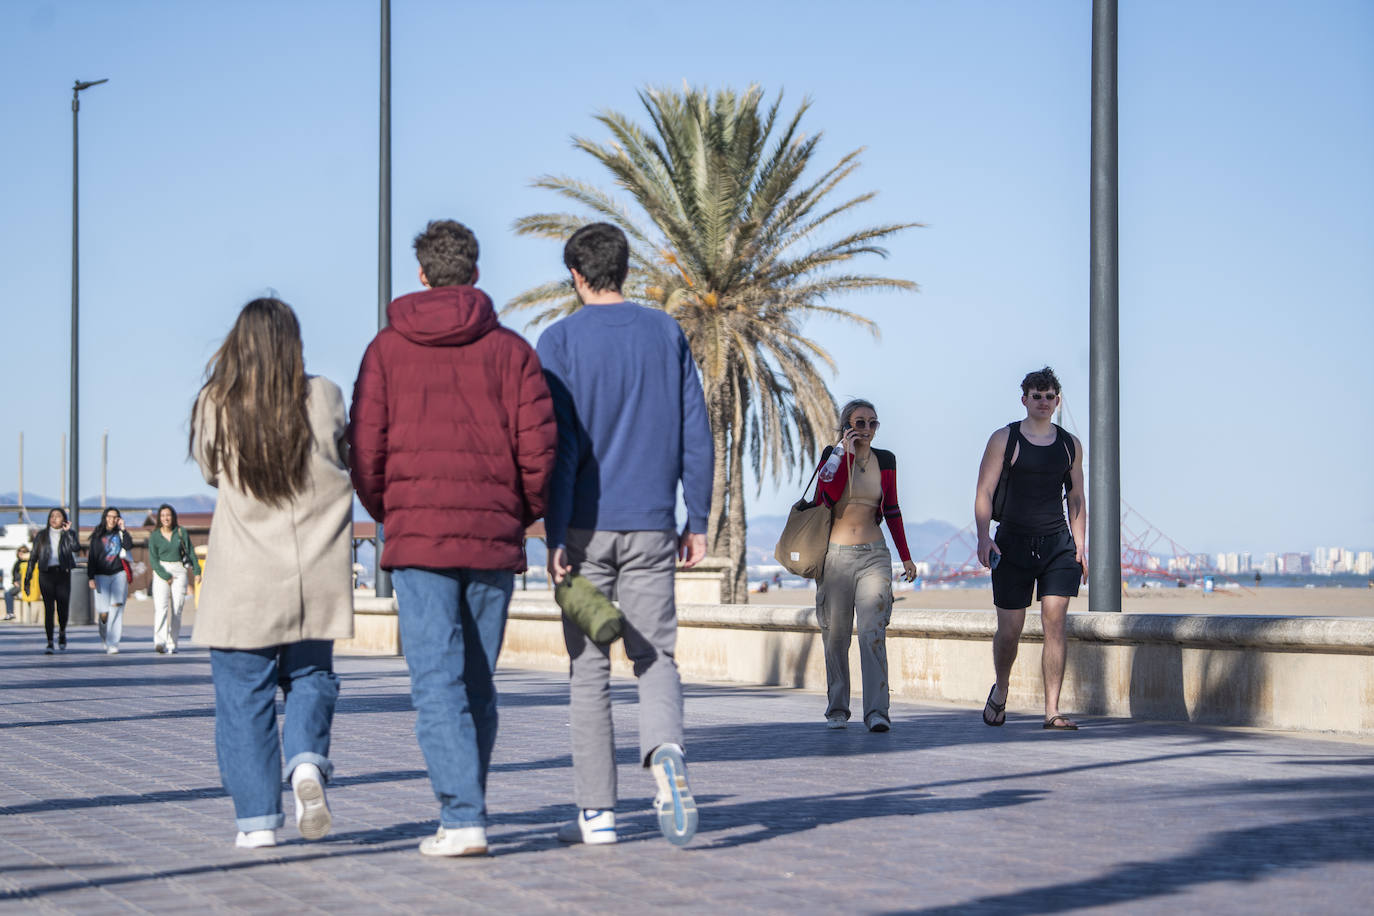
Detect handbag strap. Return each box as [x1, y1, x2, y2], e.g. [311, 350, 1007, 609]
[800, 463, 822, 503]
[804, 446, 855, 505]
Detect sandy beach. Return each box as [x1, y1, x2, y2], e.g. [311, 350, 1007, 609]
[750, 585, 1374, 617]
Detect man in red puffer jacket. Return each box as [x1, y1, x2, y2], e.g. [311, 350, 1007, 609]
[349, 219, 556, 858]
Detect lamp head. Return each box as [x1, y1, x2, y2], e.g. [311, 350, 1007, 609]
[73, 78, 109, 92]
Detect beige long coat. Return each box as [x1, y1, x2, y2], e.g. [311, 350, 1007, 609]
[191, 376, 355, 649]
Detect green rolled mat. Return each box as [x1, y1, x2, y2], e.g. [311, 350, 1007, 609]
[554, 574, 624, 644]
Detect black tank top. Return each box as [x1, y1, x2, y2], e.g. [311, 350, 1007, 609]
[1000, 425, 1072, 536]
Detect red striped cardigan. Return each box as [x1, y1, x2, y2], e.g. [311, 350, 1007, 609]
[813, 446, 912, 563]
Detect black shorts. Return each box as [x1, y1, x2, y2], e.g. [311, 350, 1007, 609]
[991, 527, 1081, 609]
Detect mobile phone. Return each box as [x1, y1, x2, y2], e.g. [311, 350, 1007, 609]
[990, 551, 1001, 570]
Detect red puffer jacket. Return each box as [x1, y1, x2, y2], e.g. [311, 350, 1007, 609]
[349, 285, 556, 572]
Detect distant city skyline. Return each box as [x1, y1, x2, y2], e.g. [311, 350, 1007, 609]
[2, 1, 1370, 555]
[1, 489, 1367, 568]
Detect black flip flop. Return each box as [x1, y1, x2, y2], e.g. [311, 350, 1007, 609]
[1043, 715, 1079, 730]
[982, 684, 1006, 727]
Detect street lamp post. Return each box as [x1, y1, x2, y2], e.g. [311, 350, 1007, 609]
[1089, 1, 1122, 610]
[71, 77, 107, 531]
[71, 77, 107, 629]
[375, 0, 393, 598]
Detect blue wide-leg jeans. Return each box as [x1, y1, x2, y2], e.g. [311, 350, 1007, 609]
[392, 567, 512, 830]
[210, 640, 339, 831]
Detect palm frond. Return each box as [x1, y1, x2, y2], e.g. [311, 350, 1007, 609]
[508, 84, 922, 545]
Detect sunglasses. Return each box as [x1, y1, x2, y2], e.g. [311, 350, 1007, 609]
[1028, 392, 1059, 401]
[850, 418, 880, 431]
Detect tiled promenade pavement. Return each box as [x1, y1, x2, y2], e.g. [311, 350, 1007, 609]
[2, 622, 1372, 915]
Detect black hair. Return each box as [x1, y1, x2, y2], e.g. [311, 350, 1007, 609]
[413, 220, 479, 287]
[156, 503, 179, 530]
[92, 507, 122, 539]
[564, 222, 629, 293]
[46, 507, 68, 527]
[1020, 366, 1062, 395]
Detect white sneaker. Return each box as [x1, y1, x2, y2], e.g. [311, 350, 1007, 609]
[826, 713, 848, 729]
[106, 646, 119, 655]
[235, 829, 277, 849]
[556, 808, 617, 845]
[418, 826, 488, 857]
[650, 744, 698, 846]
[292, 763, 331, 840]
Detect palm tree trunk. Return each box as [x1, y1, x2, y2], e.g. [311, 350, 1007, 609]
[727, 418, 749, 604]
[705, 384, 731, 562]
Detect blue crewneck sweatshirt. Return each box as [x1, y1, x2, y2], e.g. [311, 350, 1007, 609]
[536, 302, 713, 551]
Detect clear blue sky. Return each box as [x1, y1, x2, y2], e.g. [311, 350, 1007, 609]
[3, 0, 1371, 557]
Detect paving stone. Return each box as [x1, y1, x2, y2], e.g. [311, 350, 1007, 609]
[2, 622, 1372, 913]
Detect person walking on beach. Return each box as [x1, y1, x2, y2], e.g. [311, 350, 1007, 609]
[539, 222, 713, 847]
[148, 503, 200, 654]
[350, 219, 556, 857]
[3, 546, 28, 620]
[811, 399, 918, 732]
[191, 297, 355, 849]
[974, 367, 1086, 730]
[25, 508, 80, 653]
[87, 508, 133, 653]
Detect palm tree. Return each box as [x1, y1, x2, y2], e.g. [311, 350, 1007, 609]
[508, 85, 919, 603]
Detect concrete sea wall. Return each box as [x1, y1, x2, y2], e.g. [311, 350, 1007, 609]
[339, 594, 1374, 736]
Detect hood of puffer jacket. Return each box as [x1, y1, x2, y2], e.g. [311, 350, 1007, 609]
[386, 285, 500, 346]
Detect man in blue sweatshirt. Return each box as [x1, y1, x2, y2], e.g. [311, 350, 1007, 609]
[539, 222, 713, 848]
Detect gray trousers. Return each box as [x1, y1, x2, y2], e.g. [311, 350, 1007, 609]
[816, 540, 894, 723]
[563, 528, 683, 810]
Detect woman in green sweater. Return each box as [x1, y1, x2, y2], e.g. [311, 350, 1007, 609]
[149, 503, 201, 653]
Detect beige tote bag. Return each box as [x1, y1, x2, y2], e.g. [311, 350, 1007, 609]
[773, 460, 839, 579]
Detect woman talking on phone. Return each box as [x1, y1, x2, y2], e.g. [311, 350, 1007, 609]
[812, 399, 918, 732]
[88, 507, 134, 654]
[25, 507, 81, 654]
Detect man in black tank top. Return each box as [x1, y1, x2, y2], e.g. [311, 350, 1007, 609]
[973, 367, 1087, 730]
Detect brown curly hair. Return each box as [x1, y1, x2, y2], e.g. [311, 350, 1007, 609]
[1020, 366, 1062, 395]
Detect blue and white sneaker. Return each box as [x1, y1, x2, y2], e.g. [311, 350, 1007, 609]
[557, 808, 617, 845]
[650, 743, 698, 846]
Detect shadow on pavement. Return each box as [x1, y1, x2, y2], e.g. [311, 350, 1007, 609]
[889, 813, 1374, 915]
[695, 784, 1047, 849]
[0, 842, 417, 903]
[0, 674, 212, 691]
[683, 709, 1269, 766]
[0, 705, 216, 731]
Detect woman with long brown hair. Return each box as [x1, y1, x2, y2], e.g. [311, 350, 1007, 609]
[148, 502, 200, 653]
[190, 297, 354, 849]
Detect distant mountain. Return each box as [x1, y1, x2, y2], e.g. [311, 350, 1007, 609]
[745, 513, 965, 564]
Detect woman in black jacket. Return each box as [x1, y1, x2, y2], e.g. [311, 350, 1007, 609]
[25, 507, 81, 653]
[88, 508, 134, 654]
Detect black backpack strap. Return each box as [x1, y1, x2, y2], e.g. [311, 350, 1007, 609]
[1002, 422, 1020, 470]
[1056, 423, 1075, 494]
[990, 422, 1020, 523]
[1056, 423, 1075, 464]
